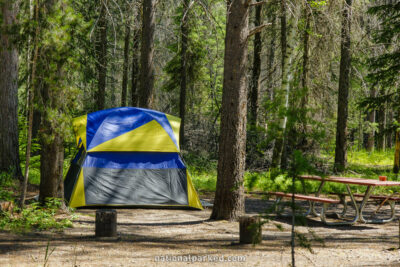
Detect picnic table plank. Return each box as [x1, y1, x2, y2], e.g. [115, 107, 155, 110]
[269, 192, 340, 204]
[299, 175, 400, 186]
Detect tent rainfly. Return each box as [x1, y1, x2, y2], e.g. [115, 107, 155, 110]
[64, 107, 203, 209]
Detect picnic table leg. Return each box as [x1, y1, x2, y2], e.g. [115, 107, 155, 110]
[345, 184, 360, 224]
[275, 197, 283, 214]
[274, 197, 312, 217]
[335, 194, 348, 219]
[358, 185, 374, 223]
[359, 186, 396, 223]
[311, 181, 326, 217]
[320, 185, 359, 225]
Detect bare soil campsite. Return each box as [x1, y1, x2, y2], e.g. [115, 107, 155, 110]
[2, 193, 400, 267]
[1, 1, 400, 267]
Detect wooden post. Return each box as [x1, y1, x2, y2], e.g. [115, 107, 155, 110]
[95, 209, 117, 237]
[239, 216, 262, 244]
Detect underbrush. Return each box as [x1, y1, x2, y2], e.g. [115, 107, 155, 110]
[186, 149, 399, 195]
[0, 171, 74, 233]
[0, 198, 74, 233]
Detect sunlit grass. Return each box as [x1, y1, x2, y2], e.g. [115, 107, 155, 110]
[188, 148, 398, 193]
[347, 149, 394, 166]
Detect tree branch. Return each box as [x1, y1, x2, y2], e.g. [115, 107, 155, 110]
[248, 23, 271, 38]
[248, 1, 268, 7]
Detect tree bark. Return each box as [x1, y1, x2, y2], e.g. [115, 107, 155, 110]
[210, 0, 248, 221]
[248, 0, 262, 127]
[265, 14, 276, 102]
[131, 9, 140, 107]
[0, 0, 22, 179]
[121, 22, 130, 107]
[38, 67, 65, 203]
[300, 2, 310, 112]
[386, 109, 393, 149]
[138, 0, 156, 109]
[95, 0, 108, 110]
[334, 0, 352, 173]
[394, 111, 400, 174]
[21, 0, 40, 208]
[39, 133, 64, 203]
[179, 0, 189, 149]
[36, 1, 67, 205]
[366, 88, 376, 151]
[376, 100, 386, 151]
[271, 0, 295, 169]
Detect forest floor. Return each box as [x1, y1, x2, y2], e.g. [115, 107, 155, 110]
[1, 193, 400, 267]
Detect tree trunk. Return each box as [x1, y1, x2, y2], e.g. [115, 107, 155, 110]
[39, 133, 64, 203]
[210, 0, 248, 221]
[95, 0, 108, 110]
[334, 0, 352, 173]
[0, 0, 22, 179]
[366, 88, 376, 151]
[35, 0, 69, 206]
[179, 0, 189, 149]
[38, 68, 65, 203]
[386, 109, 393, 149]
[271, 0, 295, 169]
[138, 0, 156, 109]
[394, 111, 400, 174]
[300, 2, 310, 114]
[284, 2, 310, 161]
[121, 22, 130, 107]
[21, 0, 40, 208]
[265, 13, 276, 103]
[376, 101, 386, 151]
[248, 0, 262, 127]
[131, 10, 140, 107]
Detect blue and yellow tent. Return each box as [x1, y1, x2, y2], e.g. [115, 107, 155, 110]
[64, 107, 203, 209]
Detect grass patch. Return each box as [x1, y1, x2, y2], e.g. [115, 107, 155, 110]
[347, 149, 395, 166]
[186, 149, 399, 195]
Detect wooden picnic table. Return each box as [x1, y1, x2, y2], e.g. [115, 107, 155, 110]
[299, 175, 400, 225]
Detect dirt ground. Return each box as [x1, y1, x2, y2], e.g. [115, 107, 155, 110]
[1, 195, 400, 267]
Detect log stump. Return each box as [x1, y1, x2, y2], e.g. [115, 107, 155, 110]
[239, 216, 262, 244]
[95, 209, 117, 237]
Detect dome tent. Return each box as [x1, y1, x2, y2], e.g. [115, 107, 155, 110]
[64, 107, 203, 209]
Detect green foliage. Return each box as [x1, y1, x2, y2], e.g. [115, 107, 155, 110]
[364, 2, 400, 118]
[184, 152, 217, 191]
[189, 147, 399, 195]
[0, 198, 74, 233]
[0, 171, 17, 201]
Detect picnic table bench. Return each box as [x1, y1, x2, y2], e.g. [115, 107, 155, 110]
[299, 175, 400, 225]
[268, 192, 340, 219]
[248, 191, 341, 219]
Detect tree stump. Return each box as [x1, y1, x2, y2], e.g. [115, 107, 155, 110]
[239, 216, 262, 244]
[95, 209, 117, 237]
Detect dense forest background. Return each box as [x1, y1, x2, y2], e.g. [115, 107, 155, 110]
[0, 0, 399, 219]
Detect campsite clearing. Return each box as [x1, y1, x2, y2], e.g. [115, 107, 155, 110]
[1, 194, 400, 267]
